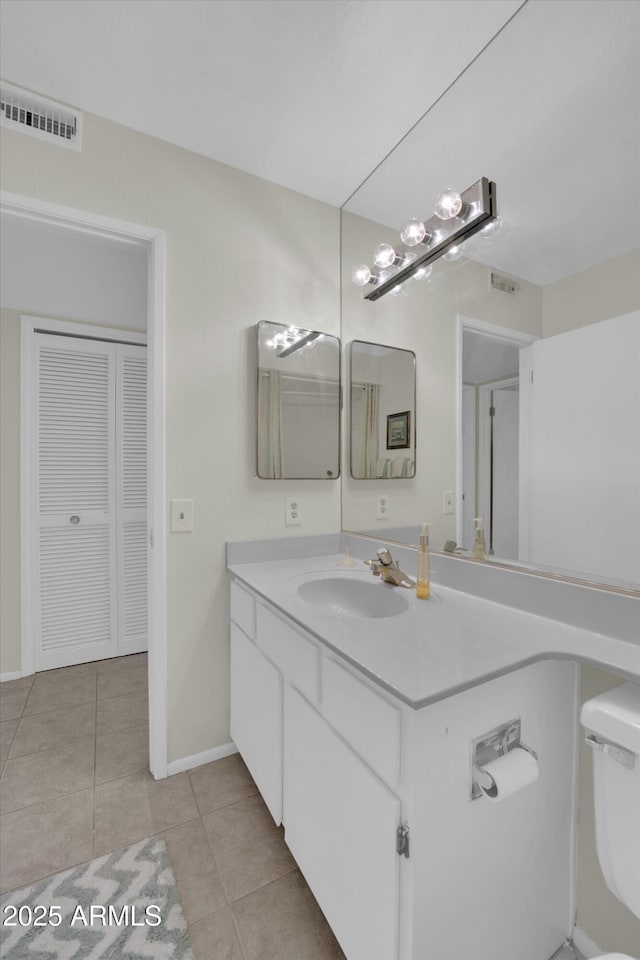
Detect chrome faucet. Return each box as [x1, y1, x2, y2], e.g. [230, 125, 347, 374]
[364, 547, 414, 588]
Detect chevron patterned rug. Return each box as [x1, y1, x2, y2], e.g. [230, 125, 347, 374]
[0, 837, 195, 958]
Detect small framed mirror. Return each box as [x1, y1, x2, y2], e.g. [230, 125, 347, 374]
[256, 321, 340, 479]
[350, 340, 416, 480]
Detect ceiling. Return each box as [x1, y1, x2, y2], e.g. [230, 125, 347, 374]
[0, 0, 522, 206]
[1, 0, 638, 286]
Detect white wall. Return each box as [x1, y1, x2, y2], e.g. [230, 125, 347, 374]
[0, 111, 341, 763]
[523, 312, 640, 586]
[0, 216, 148, 330]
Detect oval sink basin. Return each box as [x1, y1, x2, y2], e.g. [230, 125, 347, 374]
[296, 577, 409, 619]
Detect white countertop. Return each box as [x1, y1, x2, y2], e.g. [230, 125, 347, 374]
[228, 553, 640, 709]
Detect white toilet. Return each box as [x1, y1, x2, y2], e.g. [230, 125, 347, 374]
[580, 681, 640, 960]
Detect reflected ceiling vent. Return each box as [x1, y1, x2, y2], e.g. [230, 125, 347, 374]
[0, 81, 82, 151]
[489, 271, 517, 295]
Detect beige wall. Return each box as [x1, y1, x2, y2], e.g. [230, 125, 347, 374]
[543, 249, 640, 337]
[0, 309, 21, 675]
[0, 113, 341, 761]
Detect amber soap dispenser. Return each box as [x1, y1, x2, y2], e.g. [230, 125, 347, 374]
[416, 522, 431, 599]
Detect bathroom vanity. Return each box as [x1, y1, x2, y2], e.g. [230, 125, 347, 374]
[227, 537, 640, 960]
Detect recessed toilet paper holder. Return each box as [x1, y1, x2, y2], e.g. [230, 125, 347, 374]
[470, 717, 537, 801]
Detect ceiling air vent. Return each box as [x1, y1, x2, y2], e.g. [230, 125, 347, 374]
[0, 81, 82, 151]
[489, 270, 518, 295]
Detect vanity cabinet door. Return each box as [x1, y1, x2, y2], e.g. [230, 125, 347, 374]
[230, 623, 283, 824]
[283, 685, 401, 960]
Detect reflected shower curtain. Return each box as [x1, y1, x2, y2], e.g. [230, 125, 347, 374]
[258, 369, 284, 478]
[354, 382, 379, 479]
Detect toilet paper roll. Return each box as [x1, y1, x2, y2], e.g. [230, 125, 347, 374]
[480, 747, 539, 802]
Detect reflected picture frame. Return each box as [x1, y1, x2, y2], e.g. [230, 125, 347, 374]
[386, 411, 410, 449]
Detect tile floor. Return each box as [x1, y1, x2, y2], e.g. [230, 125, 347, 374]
[0, 654, 345, 960]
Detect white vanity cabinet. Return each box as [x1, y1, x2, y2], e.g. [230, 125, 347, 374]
[284, 684, 401, 960]
[229, 583, 283, 823]
[229, 576, 579, 960]
[229, 579, 404, 960]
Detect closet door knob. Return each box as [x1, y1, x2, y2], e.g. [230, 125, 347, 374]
[70, 515, 80, 525]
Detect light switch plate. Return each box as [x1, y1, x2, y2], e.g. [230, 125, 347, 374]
[443, 490, 454, 515]
[171, 499, 194, 532]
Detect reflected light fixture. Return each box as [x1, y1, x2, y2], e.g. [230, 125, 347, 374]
[434, 188, 467, 221]
[266, 325, 322, 357]
[443, 244, 463, 261]
[480, 215, 503, 238]
[352, 176, 498, 301]
[413, 263, 432, 280]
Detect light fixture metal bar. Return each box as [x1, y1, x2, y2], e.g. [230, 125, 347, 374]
[276, 330, 320, 358]
[364, 177, 497, 301]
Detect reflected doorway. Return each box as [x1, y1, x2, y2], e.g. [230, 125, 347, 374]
[457, 317, 537, 559]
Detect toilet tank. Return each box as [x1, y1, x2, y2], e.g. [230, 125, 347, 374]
[581, 682, 640, 919]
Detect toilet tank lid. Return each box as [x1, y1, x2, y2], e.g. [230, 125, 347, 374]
[581, 682, 640, 754]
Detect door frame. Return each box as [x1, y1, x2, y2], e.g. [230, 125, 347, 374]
[2, 190, 168, 780]
[477, 376, 519, 555]
[455, 315, 537, 550]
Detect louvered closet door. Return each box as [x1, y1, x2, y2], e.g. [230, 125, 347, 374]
[116, 345, 148, 655]
[34, 335, 118, 669]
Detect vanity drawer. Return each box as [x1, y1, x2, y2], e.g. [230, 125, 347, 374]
[256, 603, 319, 704]
[230, 580, 256, 639]
[322, 656, 401, 788]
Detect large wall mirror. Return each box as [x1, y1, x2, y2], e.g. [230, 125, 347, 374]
[256, 321, 340, 479]
[340, 0, 639, 590]
[350, 341, 416, 480]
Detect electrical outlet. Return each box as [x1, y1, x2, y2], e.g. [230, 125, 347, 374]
[443, 490, 454, 515]
[285, 496, 302, 526]
[376, 495, 389, 520]
[171, 499, 194, 532]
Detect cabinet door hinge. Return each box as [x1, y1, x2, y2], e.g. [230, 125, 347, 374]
[396, 821, 410, 858]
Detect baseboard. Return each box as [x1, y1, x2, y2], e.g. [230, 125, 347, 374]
[572, 926, 602, 958]
[166, 741, 238, 776]
[0, 671, 23, 682]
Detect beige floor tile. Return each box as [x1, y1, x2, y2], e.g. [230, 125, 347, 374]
[189, 753, 258, 815]
[95, 723, 149, 783]
[0, 737, 95, 813]
[9, 702, 96, 759]
[98, 652, 148, 675]
[0, 679, 33, 722]
[0, 788, 94, 894]
[97, 662, 148, 701]
[160, 818, 226, 924]
[0, 720, 19, 763]
[203, 795, 295, 902]
[189, 907, 244, 960]
[23, 665, 97, 717]
[96, 691, 149, 735]
[0, 676, 34, 693]
[94, 770, 198, 857]
[36, 662, 97, 681]
[231, 871, 345, 960]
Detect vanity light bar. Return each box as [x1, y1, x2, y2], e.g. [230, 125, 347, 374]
[276, 331, 320, 358]
[362, 177, 498, 302]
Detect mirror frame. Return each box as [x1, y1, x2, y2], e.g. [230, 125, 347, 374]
[255, 320, 341, 481]
[349, 339, 416, 481]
